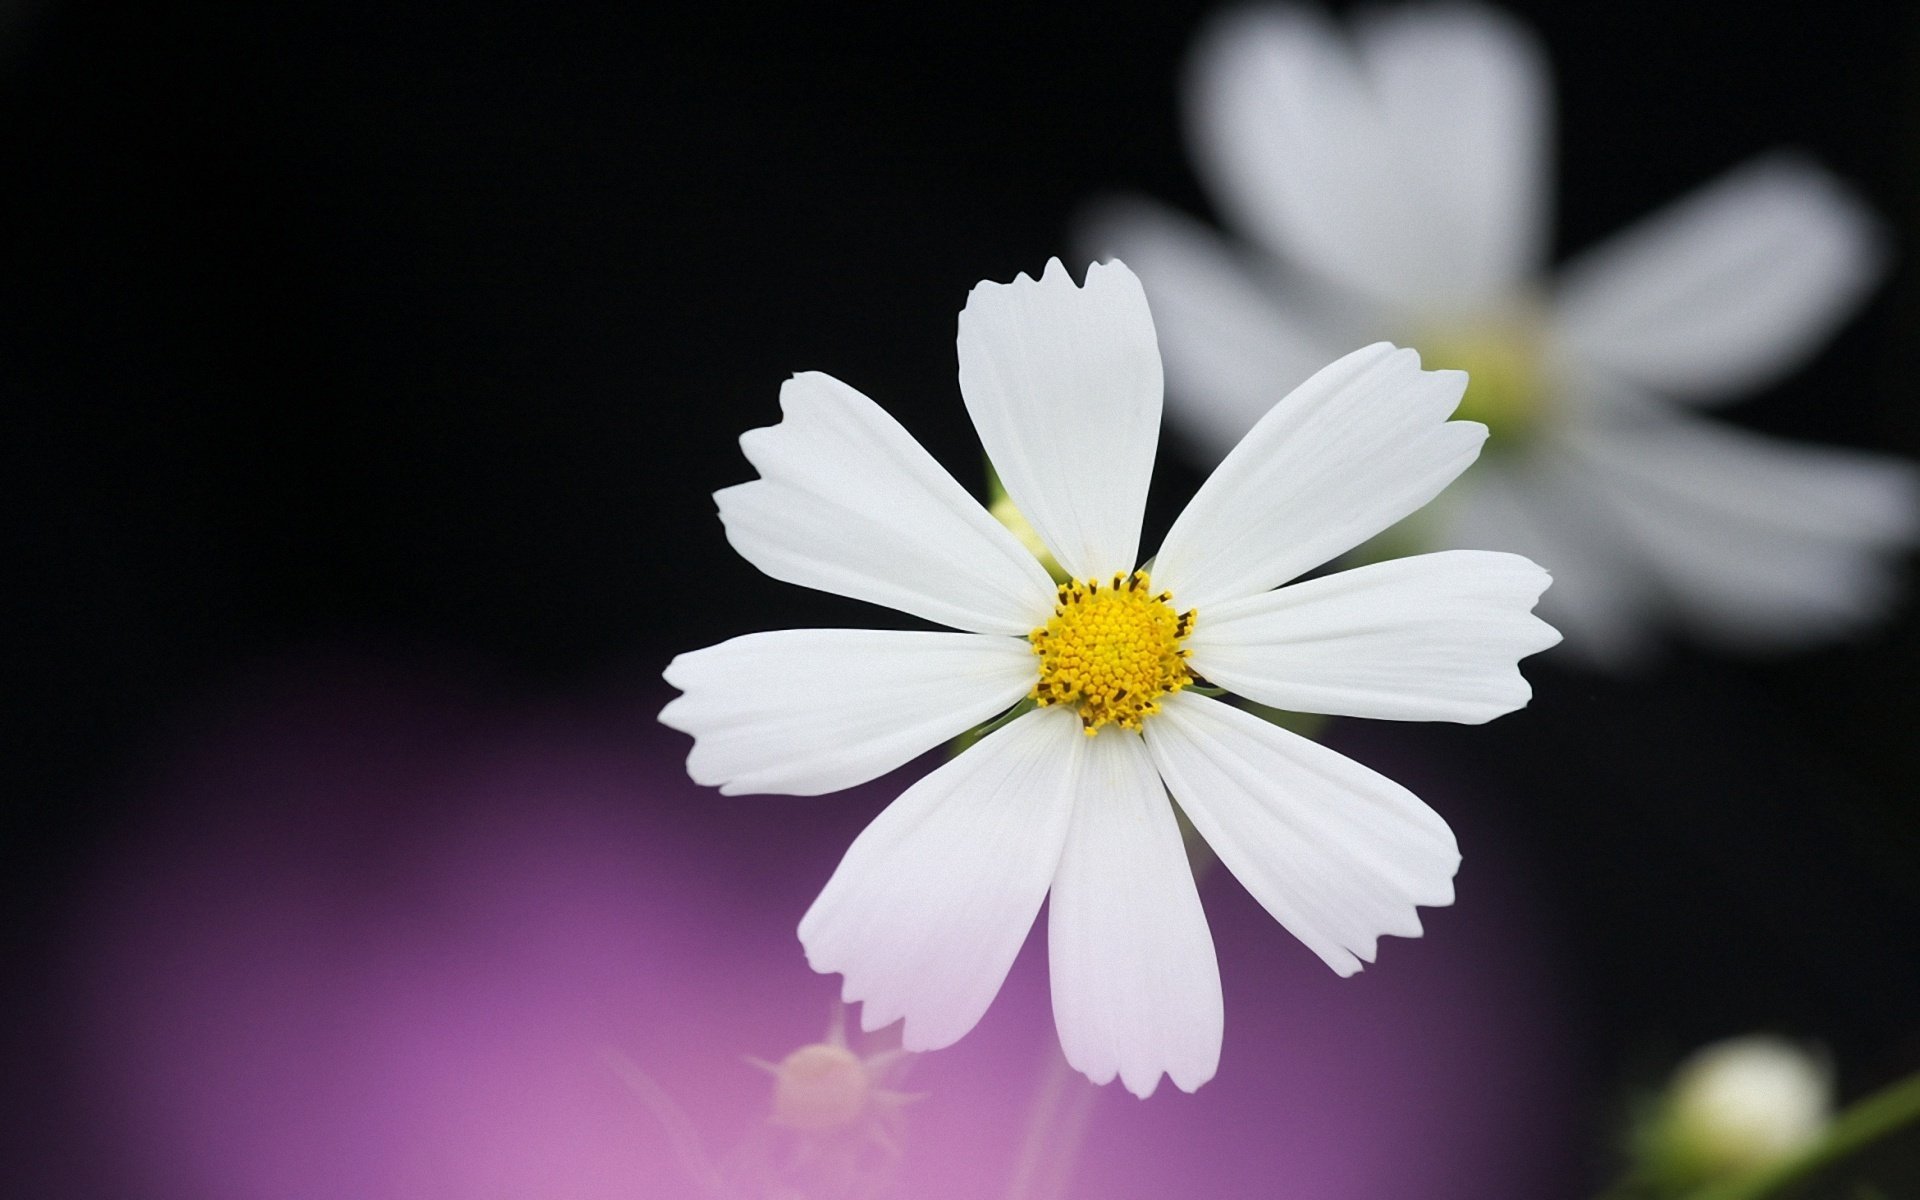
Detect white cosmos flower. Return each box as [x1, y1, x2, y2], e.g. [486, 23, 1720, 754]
[660, 259, 1559, 1098]
[1082, 3, 1919, 664]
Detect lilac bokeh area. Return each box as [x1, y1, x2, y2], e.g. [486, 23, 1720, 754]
[61, 656, 1578, 1199]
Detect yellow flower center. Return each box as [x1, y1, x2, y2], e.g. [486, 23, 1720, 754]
[1029, 571, 1195, 735]
[1415, 322, 1546, 449]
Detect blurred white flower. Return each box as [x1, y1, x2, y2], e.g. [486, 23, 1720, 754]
[662, 259, 1558, 1097]
[1649, 1035, 1834, 1186]
[1083, 3, 1918, 663]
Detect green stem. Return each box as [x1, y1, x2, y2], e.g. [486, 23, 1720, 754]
[951, 698, 1039, 756]
[1686, 1068, 1920, 1200]
[1238, 701, 1330, 740]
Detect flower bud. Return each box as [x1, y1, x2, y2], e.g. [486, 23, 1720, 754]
[770, 1042, 872, 1132]
[1646, 1035, 1833, 1189]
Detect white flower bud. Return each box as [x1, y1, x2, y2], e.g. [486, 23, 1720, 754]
[1659, 1035, 1834, 1183]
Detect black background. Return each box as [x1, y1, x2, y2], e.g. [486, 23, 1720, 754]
[8, 0, 1920, 1190]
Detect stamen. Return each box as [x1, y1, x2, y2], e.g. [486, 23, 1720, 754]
[1027, 570, 1196, 736]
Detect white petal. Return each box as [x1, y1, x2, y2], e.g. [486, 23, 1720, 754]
[1152, 343, 1484, 610]
[1426, 459, 1661, 668]
[1353, 4, 1554, 294]
[1145, 693, 1458, 977]
[1077, 197, 1352, 459]
[1571, 406, 1919, 647]
[716, 371, 1056, 635]
[660, 629, 1037, 796]
[1554, 156, 1887, 402]
[1186, 550, 1559, 723]
[799, 706, 1083, 1051]
[1185, 4, 1551, 315]
[1047, 730, 1221, 1098]
[956, 258, 1162, 580]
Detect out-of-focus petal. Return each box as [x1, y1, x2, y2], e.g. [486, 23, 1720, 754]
[1153, 343, 1482, 610]
[1078, 198, 1350, 457]
[1047, 729, 1221, 1099]
[1354, 3, 1554, 292]
[1553, 156, 1887, 403]
[956, 259, 1162, 581]
[661, 629, 1036, 796]
[716, 371, 1056, 636]
[1186, 550, 1559, 723]
[799, 706, 1082, 1052]
[1145, 692, 1458, 976]
[1185, 4, 1551, 315]
[1571, 405, 1919, 647]
[1425, 457, 1660, 667]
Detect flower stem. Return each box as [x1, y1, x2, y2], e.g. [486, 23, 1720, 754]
[1003, 1041, 1100, 1200]
[602, 1047, 728, 1197]
[952, 699, 1039, 756]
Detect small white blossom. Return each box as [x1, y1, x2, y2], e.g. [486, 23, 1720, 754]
[662, 259, 1559, 1097]
[1655, 1035, 1834, 1184]
[1083, 3, 1918, 663]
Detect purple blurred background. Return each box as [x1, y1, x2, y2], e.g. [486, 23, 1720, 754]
[55, 656, 1573, 1198]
